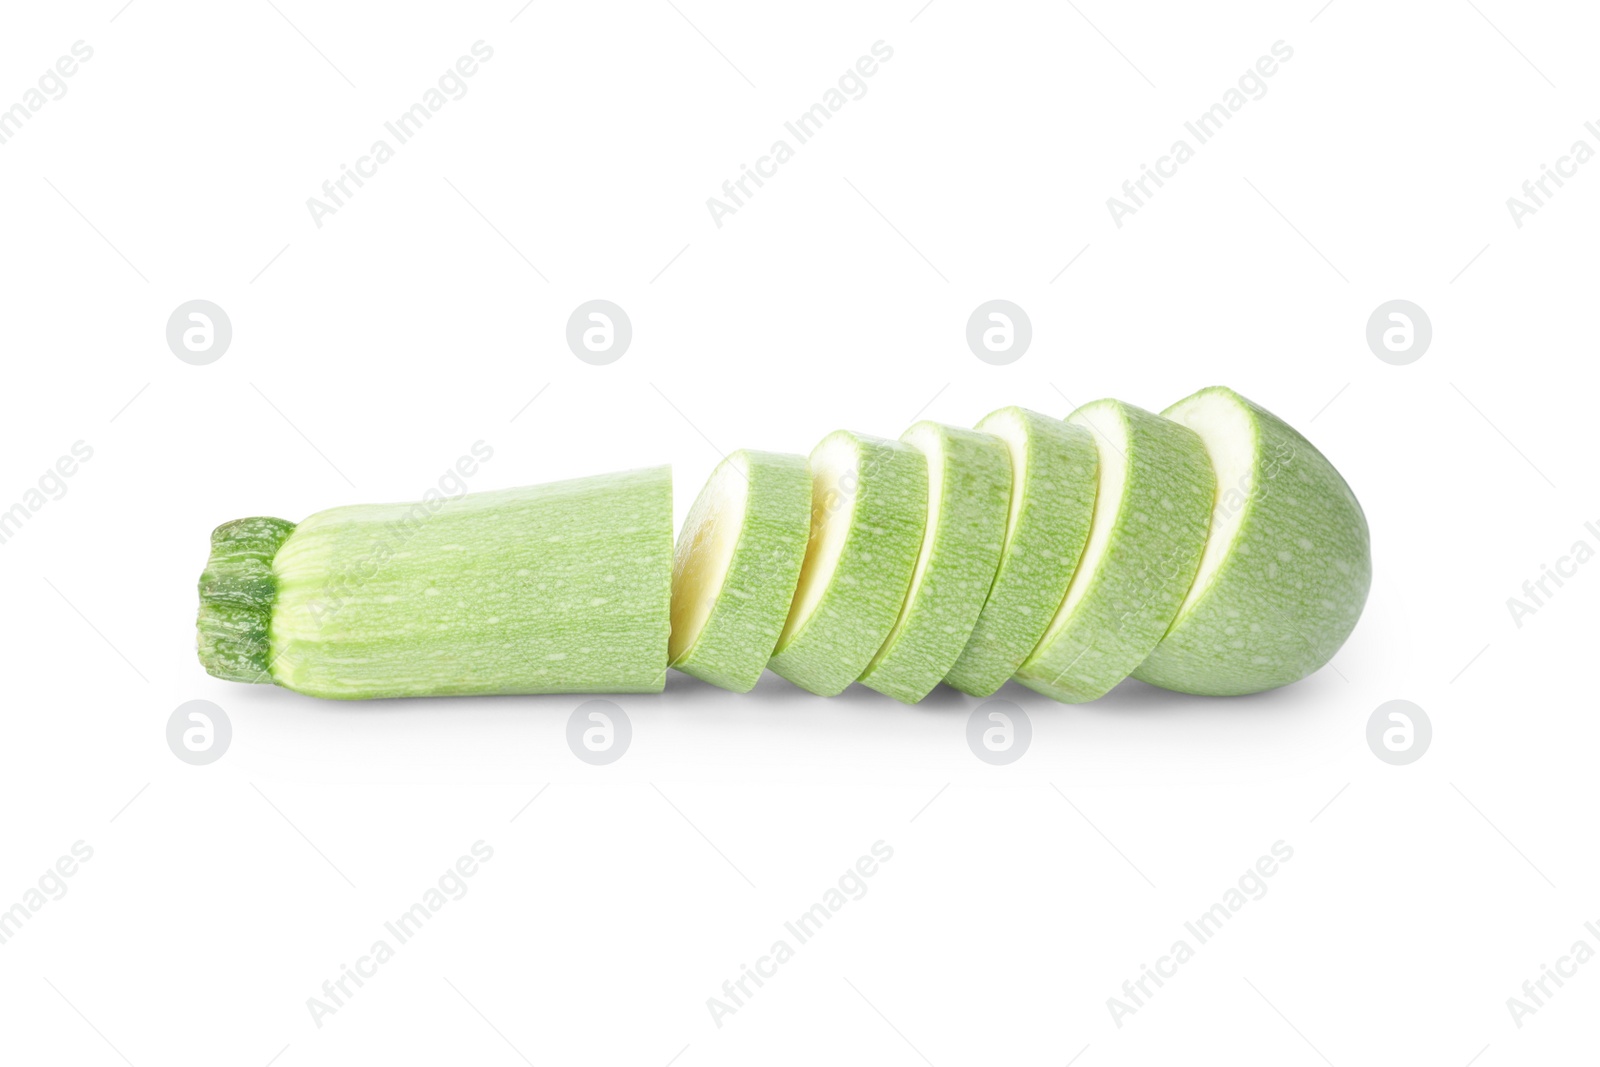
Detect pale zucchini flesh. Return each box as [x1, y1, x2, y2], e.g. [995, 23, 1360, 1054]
[669, 450, 811, 692]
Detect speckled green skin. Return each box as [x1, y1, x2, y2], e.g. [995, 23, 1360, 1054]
[768, 432, 926, 697]
[859, 423, 1012, 704]
[671, 451, 812, 692]
[1014, 400, 1213, 704]
[1133, 387, 1371, 696]
[196, 516, 297, 683]
[200, 468, 674, 699]
[945, 408, 1098, 697]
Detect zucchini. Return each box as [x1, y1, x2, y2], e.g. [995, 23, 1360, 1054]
[1013, 400, 1213, 703]
[943, 407, 1098, 697]
[196, 468, 673, 699]
[1132, 387, 1372, 695]
[857, 421, 1012, 704]
[196, 388, 1369, 706]
[669, 450, 811, 692]
[767, 431, 926, 696]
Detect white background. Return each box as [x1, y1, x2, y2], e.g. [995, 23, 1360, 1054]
[0, 1, 1595, 1064]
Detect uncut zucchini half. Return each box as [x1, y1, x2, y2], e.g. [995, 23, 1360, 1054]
[669, 450, 812, 692]
[1132, 386, 1371, 695]
[195, 467, 674, 699]
[767, 431, 927, 697]
[1013, 400, 1213, 703]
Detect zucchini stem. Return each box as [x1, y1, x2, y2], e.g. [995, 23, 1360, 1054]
[196, 516, 296, 683]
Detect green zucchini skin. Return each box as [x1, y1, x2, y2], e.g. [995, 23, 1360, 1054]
[197, 468, 673, 699]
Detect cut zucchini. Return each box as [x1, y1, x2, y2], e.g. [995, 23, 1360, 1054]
[195, 387, 1370, 708]
[1132, 387, 1371, 695]
[1014, 400, 1212, 703]
[944, 407, 1098, 697]
[767, 431, 926, 697]
[858, 422, 1011, 704]
[669, 450, 811, 692]
[197, 468, 673, 699]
